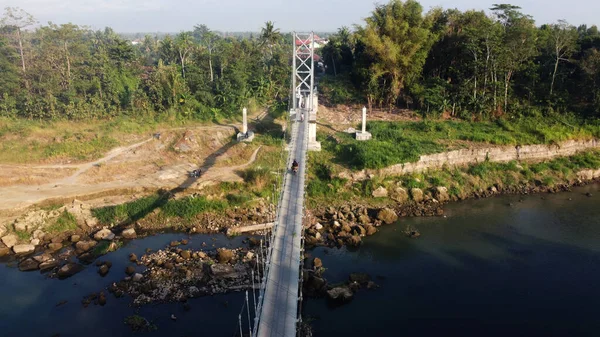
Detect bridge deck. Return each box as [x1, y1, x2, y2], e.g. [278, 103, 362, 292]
[257, 111, 308, 337]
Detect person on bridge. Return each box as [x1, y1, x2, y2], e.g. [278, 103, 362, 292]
[300, 112, 304, 122]
[291, 159, 299, 174]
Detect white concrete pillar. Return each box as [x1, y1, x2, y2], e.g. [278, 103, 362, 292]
[242, 107, 248, 134]
[362, 106, 367, 133]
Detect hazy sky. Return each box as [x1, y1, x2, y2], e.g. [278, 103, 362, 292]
[3, 0, 599, 33]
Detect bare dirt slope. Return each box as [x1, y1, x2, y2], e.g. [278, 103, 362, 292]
[0, 124, 263, 215]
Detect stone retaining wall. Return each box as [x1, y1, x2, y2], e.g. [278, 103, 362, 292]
[341, 139, 600, 180]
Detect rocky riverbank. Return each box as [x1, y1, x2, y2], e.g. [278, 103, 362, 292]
[303, 178, 598, 248]
[106, 242, 265, 306]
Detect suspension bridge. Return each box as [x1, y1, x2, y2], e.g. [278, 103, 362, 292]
[236, 32, 319, 337]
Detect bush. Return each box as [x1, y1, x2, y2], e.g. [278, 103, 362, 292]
[47, 210, 78, 233]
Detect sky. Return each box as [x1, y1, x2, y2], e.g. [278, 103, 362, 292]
[3, 0, 599, 33]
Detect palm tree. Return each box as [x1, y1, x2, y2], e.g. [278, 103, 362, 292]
[260, 21, 281, 57]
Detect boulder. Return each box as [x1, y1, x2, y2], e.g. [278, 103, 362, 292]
[170, 241, 180, 247]
[39, 260, 58, 271]
[365, 224, 377, 236]
[210, 264, 238, 278]
[216, 248, 234, 263]
[121, 228, 137, 239]
[57, 263, 84, 279]
[313, 257, 323, 269]
[410, 188, 424, 203]
[0, 247, 10, 257]
[129, 253, 138, 262]
[346, 235, 362, 247]
[18, 258, 39, 271]
[48, 243, 63, 252]
[14, 221, 27, 233]
[13, 244, 35, 255]
[180, 250, 191, 259]
[98, 264, 109, 276]
[93, 228, 115, 241]
[33, 254, 52, 263]
[98, 292, 107, 306]
[349, 273, 371, 284]
[433, 186, 450, 203]
[1, 234, 18, 248]
[341, 223, 352, 233]
[125, 265, 136, 275]
[70, 234, 81, 243]
[314, 223, 323, 231]
[390, 187, 409, 203]
[371, 186, 388, 198]
[377, 208, 398, 225]
[132, 273, 144, 282]
[358, 214, 371, 225]
[75, 240, 97, 254]
[32, 230, 45, 240]
[326, 286, 354, 303]
[30, 239, 40, 246]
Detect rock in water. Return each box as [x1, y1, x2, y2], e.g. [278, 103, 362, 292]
[313, 257, 323, 270]
[48, 243, 62, 252]
[129, 253, 137, 262]
[98, 265, 109, 276]
[121, 228, 137, 239]
[377, 208, 398, 225]
[349, 273, 370, 285]
[326, 286, 354, 303]
[346, 235, 362, 247]
[125, 266, 135, 275]
[93, 228, 115, 241]
[216, 248, 234, 263]
[13, 244, 35, 255]
[18, 258, 40, 271]
[75, 240, 97, 254]
[57, 263, 84, 279]
[0, 247, 11, 257]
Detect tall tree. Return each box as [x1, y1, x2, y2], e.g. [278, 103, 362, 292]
[174, 32, 194, 79]
[491, 4, 538, 112]
[356, 0, 437, 110]
[193, 24, 219, 82]
[1, 7, 36, 87]
[547, 20, 578, 95]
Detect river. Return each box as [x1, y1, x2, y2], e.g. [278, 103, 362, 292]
[0, 184, 599, 336]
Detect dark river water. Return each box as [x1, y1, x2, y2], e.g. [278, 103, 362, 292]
[1, 184, 599, 337]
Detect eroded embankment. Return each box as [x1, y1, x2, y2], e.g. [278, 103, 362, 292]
[340, 139, 599, 180]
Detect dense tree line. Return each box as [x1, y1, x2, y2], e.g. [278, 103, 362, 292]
[321, 0, 600, 119]
[0, 7, 290, 120]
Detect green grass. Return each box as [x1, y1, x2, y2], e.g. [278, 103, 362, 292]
[161, 197, 228, 219]
[92, 194, 162, 225]
[326, 116, 600, 170]
[46, 210, 78, 233]
[15, 230, 31, 241]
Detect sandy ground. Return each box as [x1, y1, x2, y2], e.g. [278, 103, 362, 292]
[0, 120, 266, 218]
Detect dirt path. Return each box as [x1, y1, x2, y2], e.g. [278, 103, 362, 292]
[0, 121, 264, 213]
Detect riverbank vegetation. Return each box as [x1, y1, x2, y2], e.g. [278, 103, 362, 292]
[306, 148, 600, 207]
